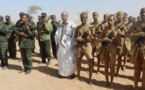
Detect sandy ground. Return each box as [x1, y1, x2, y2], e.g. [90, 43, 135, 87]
[0, 41, 142, 90]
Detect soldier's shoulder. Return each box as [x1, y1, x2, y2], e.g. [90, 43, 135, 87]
[76, 24, 82, 28]
[132, 21, 141, 28]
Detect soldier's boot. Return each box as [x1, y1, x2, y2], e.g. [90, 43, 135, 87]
[25, 69, 32, 74]
[46, 58, 51, 66]
[77, 57, 82, 80]
[19, 66, 27, 73]
[88, 59, 94, 85]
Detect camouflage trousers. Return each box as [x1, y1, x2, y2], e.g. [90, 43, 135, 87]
[0, 42, 8, 67]
[20, 48, 32, 70]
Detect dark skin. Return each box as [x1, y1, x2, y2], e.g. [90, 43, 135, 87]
[92, 12, 99, 24]
[74, 13, 94, 84]
[126, 7, 145, 89]
[115, 11, 126, 76]
[101, 14, 109, 31]
[19, 15, 29, 38]
[100, 15, 117, 87]
[40, 16, 49, 34]
[90, 12, 101, 73]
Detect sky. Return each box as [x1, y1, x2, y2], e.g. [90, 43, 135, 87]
[0, 0, 145, 21]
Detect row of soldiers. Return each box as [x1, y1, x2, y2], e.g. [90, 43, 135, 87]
[74, 7, 145, 89]
[0, 8, 144, 89]
[0, 12, 56, 75]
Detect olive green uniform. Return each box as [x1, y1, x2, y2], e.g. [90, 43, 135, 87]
[38, 21, 53, 63]
[5, 22, 16, 58]
[15, 23, 35, 71]
[0, 23, 9, 67]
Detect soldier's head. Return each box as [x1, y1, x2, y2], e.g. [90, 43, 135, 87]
[128, 16, 133, 22]
[117, 11, 124, 21]
[140, 7, 145, 21]
[38, 16, 41, 21]
[123, 12, 128, 22]
[41, 12, 47, 22]
[108, 14, 115, 26]
[19, 12, 25, 18]
[92, 12, 99, 21]
[61, 11, 68, 23]
[103, 13, 109, 22]
[132, 18, 137, 23]
[80, 12, 88, 25]
[22, 14, 29, 23]
[50, 15, 56, 22]
[5, 15, 10, 22]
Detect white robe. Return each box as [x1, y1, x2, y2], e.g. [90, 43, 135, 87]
[55, 20, 77, 77]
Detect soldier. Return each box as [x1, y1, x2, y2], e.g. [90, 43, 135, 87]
[90, 12, 101, 72]
[99, 14, 117, 87]
[126, 16, 134, 31]
[38, 13, 53, 65]
[0, 16, 9, 70]
[114, 11, 126, 76]
[15, 14, 35, 74]
[97, 13, 109, 68]
[132, 17, 137, 23]
[16, 12, 25, 28]
[90, 12, 100, 42]
[123, 13, 128, 22]
[101, 13, 109, 30]
[126, 7, 145, 89]
[50, 15, 59, 59]
[14, 12, 25, 60]
[74, 12, 94, 84]
[5, 15, 17, 59]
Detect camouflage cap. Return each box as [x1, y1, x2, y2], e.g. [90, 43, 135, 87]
[5, 15, 10, 19]
[19, 12, 25, 17]
[41, 13, 47, 17]
[50, 15, 56, 19]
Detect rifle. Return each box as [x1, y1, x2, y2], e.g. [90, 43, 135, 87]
[136, 27, 145, 47]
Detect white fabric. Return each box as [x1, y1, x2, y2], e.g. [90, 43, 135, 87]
[55, 20, 77, 77]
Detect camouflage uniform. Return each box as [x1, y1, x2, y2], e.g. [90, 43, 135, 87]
[0, 21, 9, 68]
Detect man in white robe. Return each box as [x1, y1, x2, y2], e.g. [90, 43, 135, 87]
[55, 11, 77, 77]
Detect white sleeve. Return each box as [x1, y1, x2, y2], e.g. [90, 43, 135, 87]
[55, 27, 60, 45]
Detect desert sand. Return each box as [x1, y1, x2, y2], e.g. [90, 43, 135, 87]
[0, 41, 142, 90]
